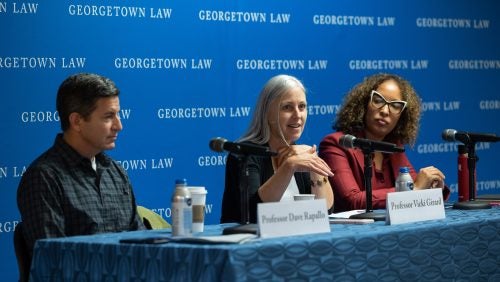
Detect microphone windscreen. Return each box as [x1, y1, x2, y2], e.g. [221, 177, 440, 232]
[339, 134, 355, 148]
[442, 129, 457, 141]
[209, 137, 226, 152]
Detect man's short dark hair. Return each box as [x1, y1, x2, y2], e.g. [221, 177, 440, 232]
[56, 73, 120, 131]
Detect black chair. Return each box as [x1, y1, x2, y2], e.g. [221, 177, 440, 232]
[14, 222, 31, 282]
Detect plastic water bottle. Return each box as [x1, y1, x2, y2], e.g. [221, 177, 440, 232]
[395, 167, 414, 192]
[171, 179, 192, 236]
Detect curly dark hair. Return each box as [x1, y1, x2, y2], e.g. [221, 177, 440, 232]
[334, 73, 421, 146]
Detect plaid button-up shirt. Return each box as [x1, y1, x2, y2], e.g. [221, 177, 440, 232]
[17, 134, 144, 256]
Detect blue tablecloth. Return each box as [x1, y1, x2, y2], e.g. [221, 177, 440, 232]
[31, 207, 500, 281]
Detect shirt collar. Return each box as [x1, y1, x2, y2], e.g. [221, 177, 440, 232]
[53, 133, 112, 167]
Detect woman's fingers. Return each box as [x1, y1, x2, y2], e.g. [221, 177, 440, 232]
[416, 166, 446, 189]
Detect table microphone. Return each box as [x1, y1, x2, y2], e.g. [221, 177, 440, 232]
[445, 129, 492, 210]
[442, 129, 500, 143]
[339, 134, 404, 153]
[210, 137, 266, 234]
[209, 137, 277, 156]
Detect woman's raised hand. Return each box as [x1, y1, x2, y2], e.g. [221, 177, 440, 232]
[276, 145, 333, 177]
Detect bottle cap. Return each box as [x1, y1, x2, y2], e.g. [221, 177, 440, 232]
[399, 166, 409, 173]
[175, 179, 187, 185]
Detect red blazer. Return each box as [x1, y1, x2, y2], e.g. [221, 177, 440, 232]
[319, 131, 450, 212]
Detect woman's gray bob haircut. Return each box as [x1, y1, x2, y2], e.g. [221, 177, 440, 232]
[239, 74, 306, 145]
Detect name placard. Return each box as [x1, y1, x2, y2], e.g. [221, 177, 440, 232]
[257, 199, 330, 238]
[386, 189, 445, 225]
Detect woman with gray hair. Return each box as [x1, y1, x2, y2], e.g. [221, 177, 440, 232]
[220, 74, 334, 224]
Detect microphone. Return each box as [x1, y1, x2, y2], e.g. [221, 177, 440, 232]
[442, 129, 500, 143]
[209, 137, 277, 156]
[339, 134, 405, 153]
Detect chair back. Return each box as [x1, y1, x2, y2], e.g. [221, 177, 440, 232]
[137, 206, 171, 229]
[14, 222, 31, 282]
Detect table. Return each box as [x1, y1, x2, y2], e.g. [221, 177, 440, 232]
[30, 207, 500, 281]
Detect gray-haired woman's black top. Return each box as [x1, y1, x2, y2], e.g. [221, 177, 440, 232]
[220, 142, 312, 224]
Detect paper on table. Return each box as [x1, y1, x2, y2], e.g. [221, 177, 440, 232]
[329, 218, 374, 224]
[328, 209, 366, 219]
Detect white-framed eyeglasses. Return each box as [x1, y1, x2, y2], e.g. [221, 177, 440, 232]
[370, 90, 407, 114]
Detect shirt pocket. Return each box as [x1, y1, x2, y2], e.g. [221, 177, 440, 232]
[101, 183, 134, 230]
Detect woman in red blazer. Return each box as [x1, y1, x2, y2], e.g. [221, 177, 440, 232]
[319, 73, 449, 212]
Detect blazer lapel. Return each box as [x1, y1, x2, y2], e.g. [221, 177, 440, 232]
[390, 152, 408, 178]
[352, 148, 366, 173]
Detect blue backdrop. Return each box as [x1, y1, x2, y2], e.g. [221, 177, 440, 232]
[1, 1, 499, 280]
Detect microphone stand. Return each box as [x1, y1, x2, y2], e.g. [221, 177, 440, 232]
[453, 141, 491, 210]
[350, 148, 386, 221]
[222, 154, 259, 235]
